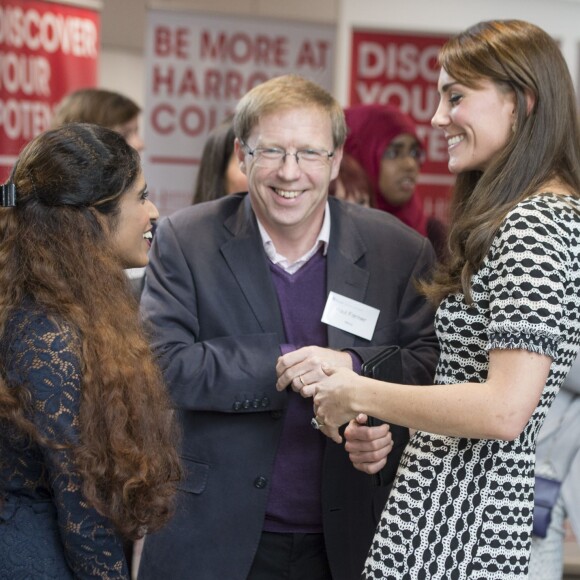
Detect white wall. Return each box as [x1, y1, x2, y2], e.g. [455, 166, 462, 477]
[337, 0, 580, 104]
[99, 0, 337, 108]
[99, 0, 580, 108]
[99, 0, 580, 105]
[99, 50, 145, 108]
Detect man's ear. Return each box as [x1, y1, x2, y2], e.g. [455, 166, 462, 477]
[234, 138, 247, 175]
[330, 146, 343, 182]
[234, 138, 244, 162]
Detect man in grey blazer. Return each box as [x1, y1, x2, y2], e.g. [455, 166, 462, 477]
[138, 75, 438, 580]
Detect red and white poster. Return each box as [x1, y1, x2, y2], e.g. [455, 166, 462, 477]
[350, 29, 451, 222]
[0, 0, 100, 181]
[144, 10, 336, 216]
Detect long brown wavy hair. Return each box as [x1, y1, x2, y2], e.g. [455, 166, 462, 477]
[0, 124, 181, 539]
[422, 20, 580, 304]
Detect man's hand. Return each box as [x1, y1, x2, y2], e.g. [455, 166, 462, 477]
[275, 346, 353, 396]
[344, 414, 393, 474]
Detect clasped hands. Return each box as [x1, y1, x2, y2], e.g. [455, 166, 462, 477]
[275, 346, 392, 475]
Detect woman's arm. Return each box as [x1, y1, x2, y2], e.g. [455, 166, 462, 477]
[313, 197, 575, 444]
[311, 347, 551, 443]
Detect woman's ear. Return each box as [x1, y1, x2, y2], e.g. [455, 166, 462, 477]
[512, 88, 535, 132]
[524, 88, 536, 115]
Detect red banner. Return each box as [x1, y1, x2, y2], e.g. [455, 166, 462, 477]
[350, 29, 452, 222]
[0, 0, 100, 180]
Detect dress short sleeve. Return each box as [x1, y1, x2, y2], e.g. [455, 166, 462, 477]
[485, 196, 572, 358]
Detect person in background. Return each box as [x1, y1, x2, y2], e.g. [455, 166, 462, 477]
[328, 153, 373, 207]
[193, 114, 248, 204]
[0, 124, 181, 579]
[138, 74, 438, 580]
[529, 353, 580, 579]
[52, 88, 145, 154]
[344, 103, 448, 261]
[52, 88, 148, 297]
[309, 19, 580, 578]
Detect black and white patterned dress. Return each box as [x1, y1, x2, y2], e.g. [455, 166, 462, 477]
[363, 194, 580, 579]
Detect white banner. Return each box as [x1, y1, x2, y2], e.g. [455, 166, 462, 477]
[143, 10, 336, 216]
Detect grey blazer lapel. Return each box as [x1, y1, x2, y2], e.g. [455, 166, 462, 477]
[326, 201, 369, 348]
[221, 197, 285, 339]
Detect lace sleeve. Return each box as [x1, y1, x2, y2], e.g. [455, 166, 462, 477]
[5, 311, 129, 579]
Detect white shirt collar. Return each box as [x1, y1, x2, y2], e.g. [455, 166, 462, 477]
[257, 202, 331, 274]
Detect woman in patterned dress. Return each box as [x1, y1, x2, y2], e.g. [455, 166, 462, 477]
[308, 20, 580, 579]
[0, 124, 181, 578]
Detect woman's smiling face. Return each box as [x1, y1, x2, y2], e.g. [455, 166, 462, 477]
[431, 68, 516, 174]
[109, 172, 158, 268]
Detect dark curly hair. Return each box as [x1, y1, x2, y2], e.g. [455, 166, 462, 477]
[0, 123, 181, 539]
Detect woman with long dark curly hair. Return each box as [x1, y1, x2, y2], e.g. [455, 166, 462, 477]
[0, 123, 181, 578]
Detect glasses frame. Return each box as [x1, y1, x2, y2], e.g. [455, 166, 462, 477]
[241, 141, 335, 168]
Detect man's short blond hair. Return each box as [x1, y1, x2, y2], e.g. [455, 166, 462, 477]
[234, 74, 346, 149]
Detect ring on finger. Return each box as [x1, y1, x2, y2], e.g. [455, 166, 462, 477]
[299, 375, 306, 387]
[311, 416, 325, 430]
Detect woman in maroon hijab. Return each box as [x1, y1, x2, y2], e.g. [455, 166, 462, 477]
[344, 104, 447, 259]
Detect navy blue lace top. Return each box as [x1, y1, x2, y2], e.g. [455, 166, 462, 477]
[0, 306, 128, 579]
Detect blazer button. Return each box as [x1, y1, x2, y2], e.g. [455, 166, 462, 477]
[254, 476, 268, 489]
[243, 399, 250, 409]
[270, 410, 282, 420]
[252, 398, 260, 409]
[261, 397, 269, 407]
[233, 402, 242, 411]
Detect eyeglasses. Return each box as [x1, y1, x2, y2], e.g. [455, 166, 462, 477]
[241, 141, 335, 169]
[382, 145, 426, 164]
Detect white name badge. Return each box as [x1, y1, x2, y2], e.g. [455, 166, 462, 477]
[321, 291, 380, 341]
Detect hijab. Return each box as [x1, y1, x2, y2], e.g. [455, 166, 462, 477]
[344, 104, 428, 236]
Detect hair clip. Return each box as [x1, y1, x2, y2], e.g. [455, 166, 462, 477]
[0, 182, 16, 207]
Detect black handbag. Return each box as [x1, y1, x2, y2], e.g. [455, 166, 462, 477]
[360, 346, 402, 430]
[533, 475, 562, 538]
[361, 346, 402, 383]
[360, 346, 405, 486]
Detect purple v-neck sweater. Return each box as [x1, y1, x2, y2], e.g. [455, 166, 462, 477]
[264, 249, 328, 533]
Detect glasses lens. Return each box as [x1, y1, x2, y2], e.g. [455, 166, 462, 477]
[253, 148, 283, 168]
[253, 149, 331, 169]
[299, 151, 329, 168]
